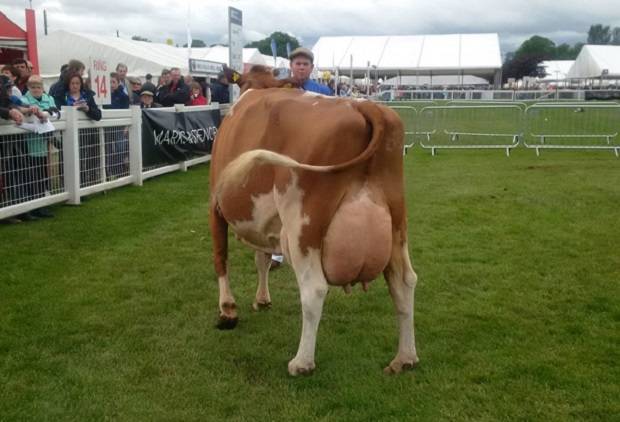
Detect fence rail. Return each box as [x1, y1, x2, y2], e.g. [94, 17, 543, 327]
[1, 105, 220, 220]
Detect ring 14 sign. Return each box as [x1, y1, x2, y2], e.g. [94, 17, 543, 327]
[90, 57, 111, 105]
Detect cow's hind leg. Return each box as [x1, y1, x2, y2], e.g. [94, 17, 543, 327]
[383, 240, 419, 373]
[210, 201, 238, 329]
[253, 251, 272, 310]
[288, 249, 328, 376]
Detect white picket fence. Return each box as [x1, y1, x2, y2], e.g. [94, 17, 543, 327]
[0, 104, 221, 220]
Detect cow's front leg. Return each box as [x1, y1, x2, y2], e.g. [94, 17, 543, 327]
[288, 250, 328, 376]
[253, 251, 272, 310]
[383, 241, 419, 373]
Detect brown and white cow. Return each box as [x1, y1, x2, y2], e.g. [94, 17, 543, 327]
[209, 66, 418, 375]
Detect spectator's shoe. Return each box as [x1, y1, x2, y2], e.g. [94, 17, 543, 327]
[18, 212, 39, 222]
[32, 208, 54, 218]
[270, 259, 282, 271]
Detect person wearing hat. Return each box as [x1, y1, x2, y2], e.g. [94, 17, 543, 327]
[141, 73, 157, 95]
[139, 89, 161, 109]
[288, 47, 332, 96]
[210, 71, 230, 104]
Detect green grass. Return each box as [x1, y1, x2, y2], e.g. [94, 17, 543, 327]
[1, 149, 619, 421]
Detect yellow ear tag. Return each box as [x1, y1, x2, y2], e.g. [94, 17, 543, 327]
[232, 72, 241, 82]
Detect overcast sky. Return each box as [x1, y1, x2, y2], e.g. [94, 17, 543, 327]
[3, 0, 620, 56]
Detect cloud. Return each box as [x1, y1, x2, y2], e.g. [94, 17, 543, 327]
[3, 0, 620, 53]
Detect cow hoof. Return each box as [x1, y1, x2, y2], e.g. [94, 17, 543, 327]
[216, 315, 238, 330]
[383, 357, 419, 374]
[252, 301, 272, 311]
[288, 358, 315, 376]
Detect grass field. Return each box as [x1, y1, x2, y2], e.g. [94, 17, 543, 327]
[1, 149, 619, 421]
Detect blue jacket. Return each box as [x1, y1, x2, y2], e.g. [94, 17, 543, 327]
[302, 79, 332, 95]
[103, 86, 130, 109]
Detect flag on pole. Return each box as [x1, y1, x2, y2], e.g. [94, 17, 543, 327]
[286, 42, 291, 58]
[186, 2, 192, 60]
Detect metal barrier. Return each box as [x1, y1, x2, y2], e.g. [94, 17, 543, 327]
[418, 105, 523, 156]
[385, 105, 417, 154]
[1, 105, 218, 221]
[524, 103, 620, 156]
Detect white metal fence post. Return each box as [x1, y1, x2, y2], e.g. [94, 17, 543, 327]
[62, 106, 81, 204]
[129, 105, 143, 186]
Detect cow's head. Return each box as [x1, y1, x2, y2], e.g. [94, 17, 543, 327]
[223, 65, 299, 93]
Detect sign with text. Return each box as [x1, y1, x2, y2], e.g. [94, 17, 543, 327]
[228, 6, 243, 102]
[141, 108, 221, 167]
[89, 57, 111, 105]
[188, 58, 224, 76]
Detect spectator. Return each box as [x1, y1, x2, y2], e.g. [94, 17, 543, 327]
[155, 69, 170, 104]
[1, 65, 23, 100]
[158, 67, 190, 107]
[189, 81, 207, 105]
[184, 74, 194, 86]
[103, 72, 130, 178]
[142, 73, 156, 94]
[104, 72, 130, 110]
[139, 90, 162, 109]
[10, 58, 31, 95]
[0, 75, 33, 222]
[127, 76, 142, 105]
[116, 63, 129, 95]
[210, 72, 230, 104]
[55, 72, 102, 186]
[288, 47, 331, 95]
[19, 75, 59, 218]
[49, 60, 84, 100]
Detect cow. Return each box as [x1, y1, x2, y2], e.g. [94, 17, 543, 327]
[209, 66, 418, 375]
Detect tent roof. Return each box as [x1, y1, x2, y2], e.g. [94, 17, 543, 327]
[567, 45, 620, 79]
[312, 34, 502, 77]
[539, 60, 574, 81]
[0, 11, 27, 50]
[382, 74, 491, 86]
[37, 30, 266, 78]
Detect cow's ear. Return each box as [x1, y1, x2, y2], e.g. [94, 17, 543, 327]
[223, 65, 243, 85]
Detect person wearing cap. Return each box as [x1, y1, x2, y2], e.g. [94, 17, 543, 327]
[288, 47, 332, 96]
[269, 47, 332, 268]
[210, 71, 230, 104]
[142, 73, 157, 95]
[139, 90, 162, 109]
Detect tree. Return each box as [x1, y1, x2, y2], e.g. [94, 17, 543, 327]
[515, 35, 556, 58]
[502, 36, 555, 81]
[245, 32, 301, 58]
[611, 27, 620, 45]
[587, 24, 611, 44]
[183, 39, 207, 48]
[131, 35, 151, 42]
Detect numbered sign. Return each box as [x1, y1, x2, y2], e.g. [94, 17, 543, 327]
[89, 57, 111, 105]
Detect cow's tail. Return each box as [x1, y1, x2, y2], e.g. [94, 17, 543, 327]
[216, 100, 385, 194]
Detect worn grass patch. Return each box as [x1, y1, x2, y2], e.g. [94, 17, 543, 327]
[1, 149, 619, 421]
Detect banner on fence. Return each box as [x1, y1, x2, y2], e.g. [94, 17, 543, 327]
[141, 108, 220, 166]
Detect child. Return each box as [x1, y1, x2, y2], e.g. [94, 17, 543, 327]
[189, 81, 207, 106]
[19, 75, 60, 218]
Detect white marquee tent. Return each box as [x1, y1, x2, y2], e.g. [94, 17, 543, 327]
[37, 30, 268, 84]
[567, 45, 620, 79]
[311, 34, 503, 86]
[539, 60, 574, 82]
